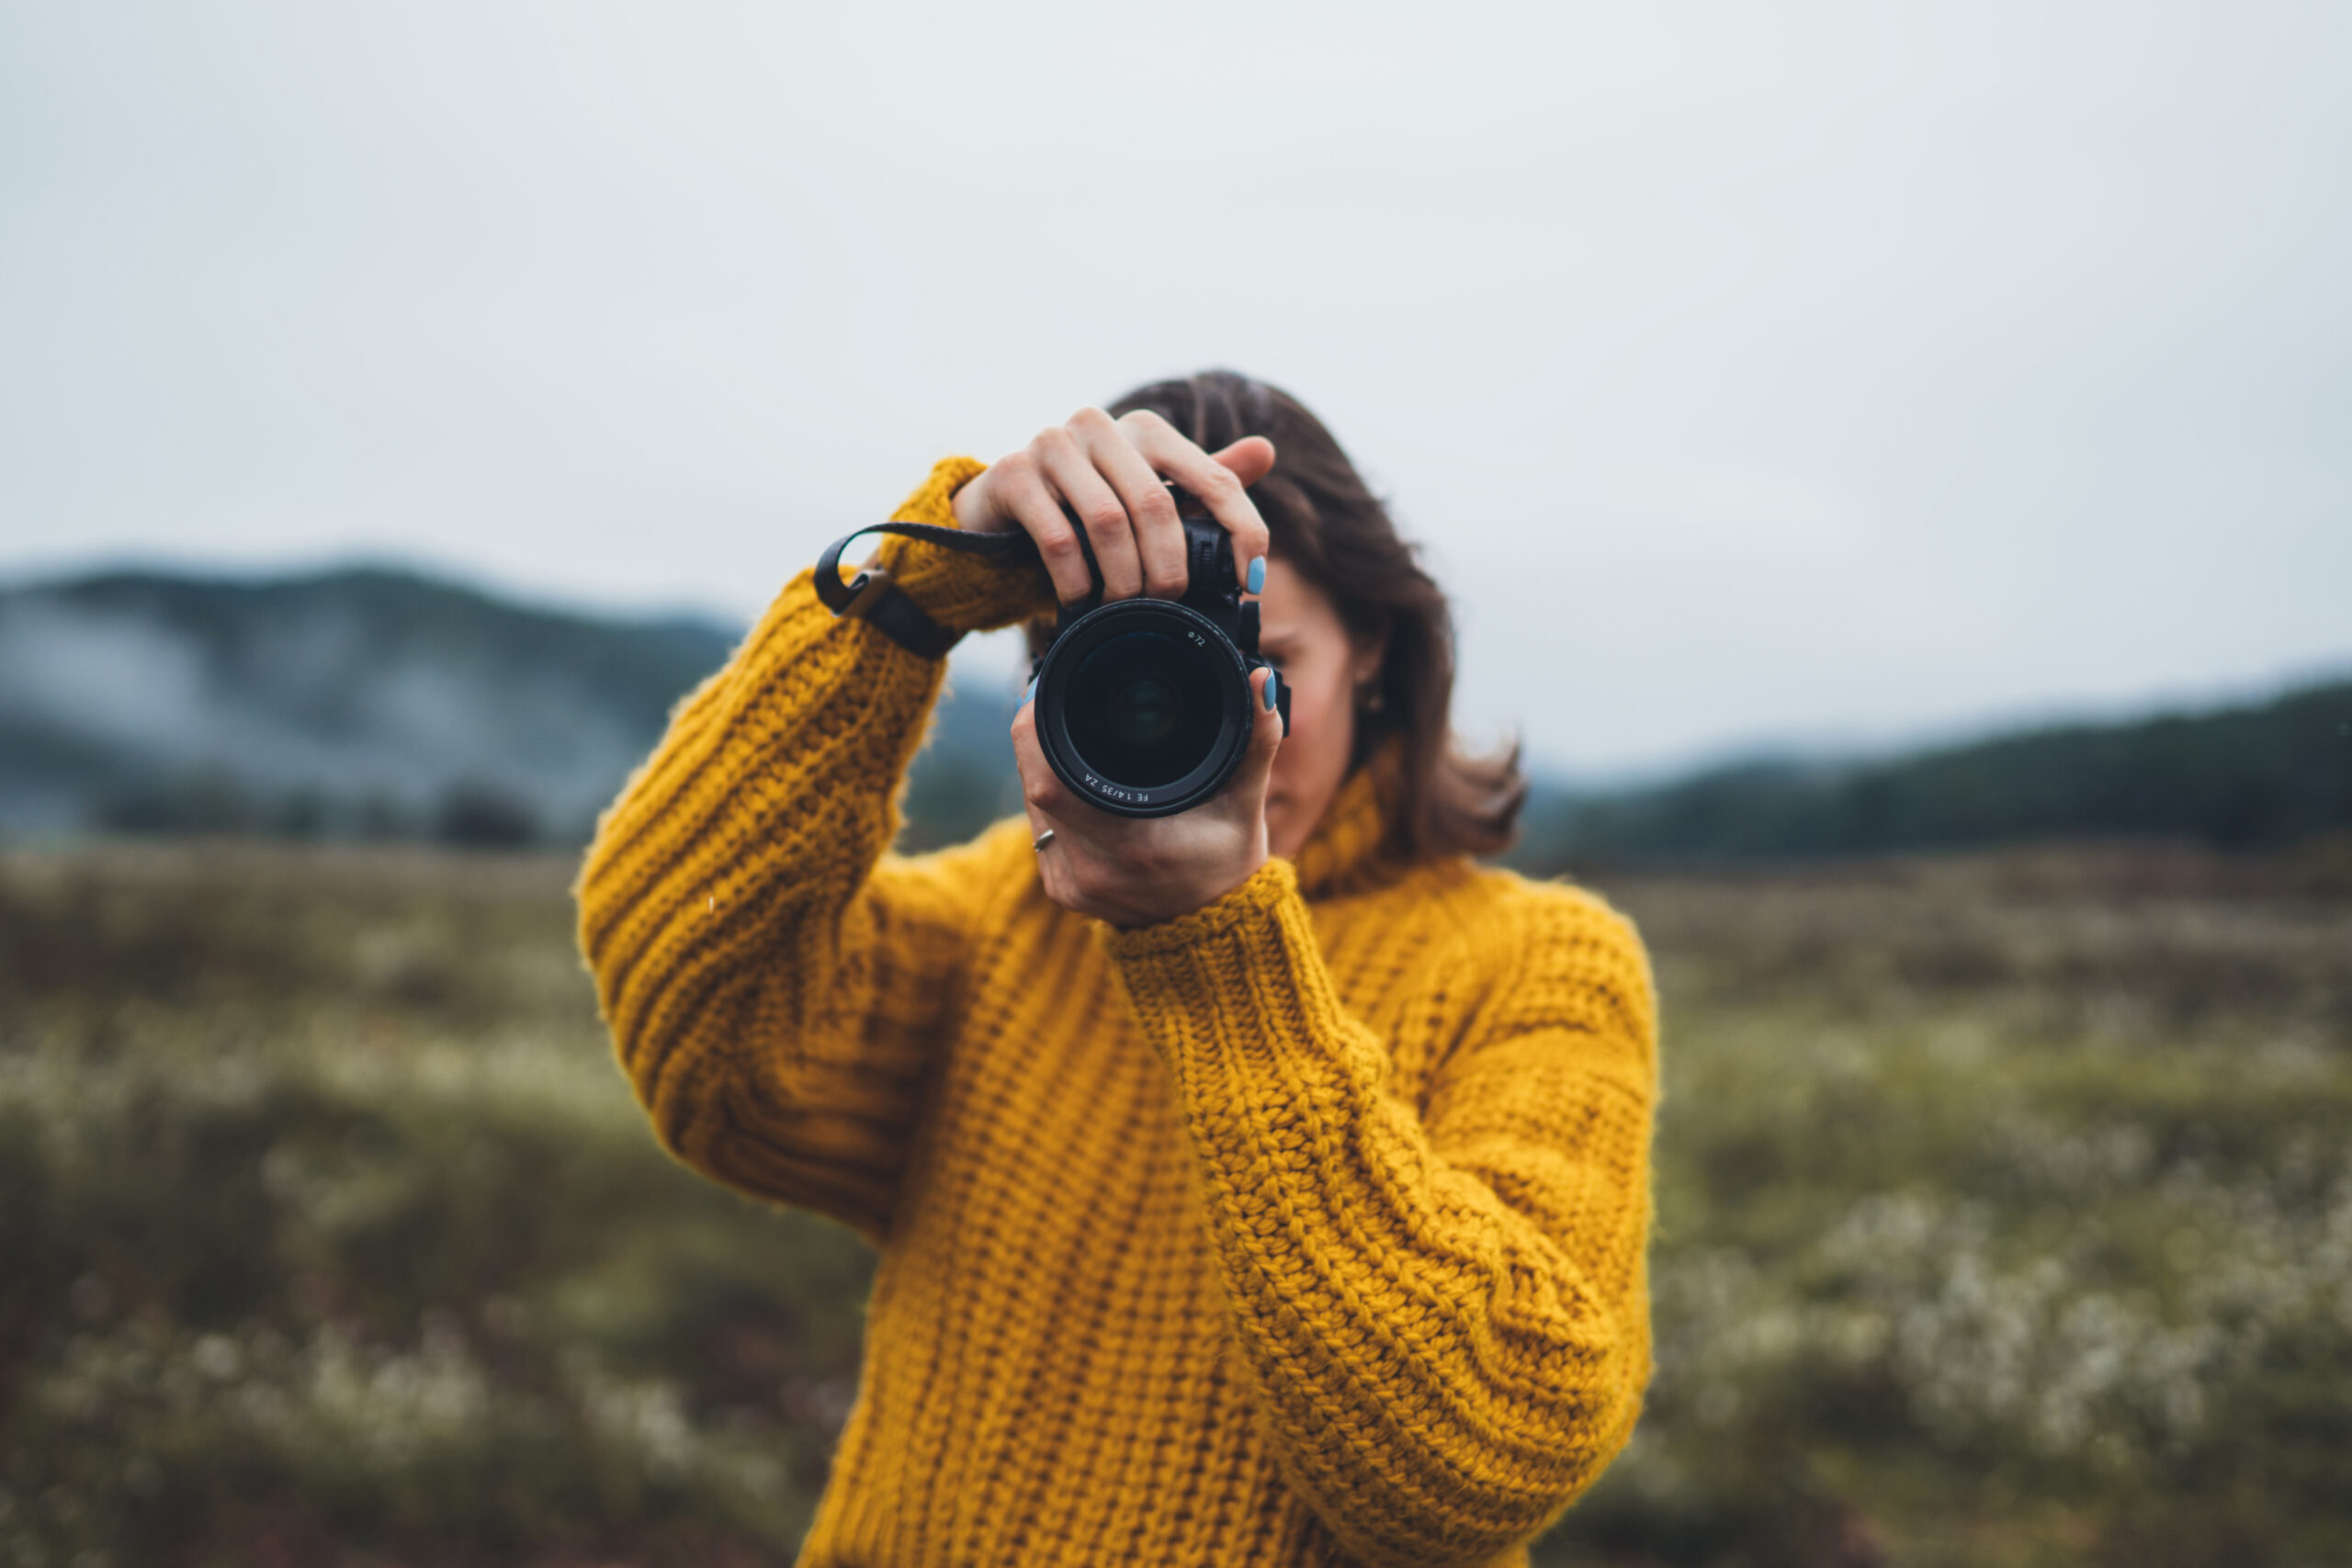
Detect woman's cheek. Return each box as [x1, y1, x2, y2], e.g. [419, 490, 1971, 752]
[1286, 672, 1351, 775]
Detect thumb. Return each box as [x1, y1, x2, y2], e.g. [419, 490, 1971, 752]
[1235, 664, 1285, 817]
[1211, 435, 1276, 489]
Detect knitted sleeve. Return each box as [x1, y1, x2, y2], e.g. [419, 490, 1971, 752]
[575, 457, 1051, 1244]
[1100, 862, 1657, 1567]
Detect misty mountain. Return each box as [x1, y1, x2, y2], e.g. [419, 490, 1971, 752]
[4, 564, 2344, 862]
[0, 564, 1029, 849]
[0, 568, 741, 842]
[1521, 677, 2352, 867]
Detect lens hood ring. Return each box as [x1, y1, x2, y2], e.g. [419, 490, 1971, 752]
[1031, 597, 1254, 818]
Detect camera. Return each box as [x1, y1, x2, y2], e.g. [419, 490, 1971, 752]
[1029, 489, 1290, 818]
[813, 485, 1289, 818]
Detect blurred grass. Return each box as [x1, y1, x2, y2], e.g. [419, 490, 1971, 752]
[1, 839, 2346, 1566]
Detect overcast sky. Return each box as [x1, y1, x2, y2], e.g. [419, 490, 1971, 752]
[3, 2, 2346, 773]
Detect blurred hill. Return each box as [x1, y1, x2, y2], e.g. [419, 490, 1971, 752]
[0, 564, 1023, 849]
[4, 564, 2344, 860]
[0, 568, 738, 844]
[1521, 677, 2352, 867]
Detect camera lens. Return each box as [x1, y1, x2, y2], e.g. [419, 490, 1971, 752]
[1105, 675, 1180, 747]
[1067, 631, 1222, 789]
[1032, 598, 1254, 816]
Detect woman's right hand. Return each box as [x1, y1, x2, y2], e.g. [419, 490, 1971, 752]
[952, 406, 1277, 607]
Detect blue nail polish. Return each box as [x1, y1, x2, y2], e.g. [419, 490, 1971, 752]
[1246, 556, 1266, 595]
[1021, 676, 1037, 707]
[1262, 671, 1280, 711]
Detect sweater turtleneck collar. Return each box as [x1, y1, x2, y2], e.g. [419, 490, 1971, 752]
[1288, 740, 1409, 901]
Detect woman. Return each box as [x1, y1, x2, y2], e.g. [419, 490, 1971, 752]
[575, 371, 1658, 1567]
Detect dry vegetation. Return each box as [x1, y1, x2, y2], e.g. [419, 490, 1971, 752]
[2, 838, 2346, 1567]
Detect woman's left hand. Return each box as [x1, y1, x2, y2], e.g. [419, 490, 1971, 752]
[1013, 666, 1285, 929]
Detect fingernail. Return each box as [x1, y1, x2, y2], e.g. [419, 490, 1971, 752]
[1021, 676, 1037, 707]
[1246, 556, 1266, 595]
[1262, 671, 1280, 711]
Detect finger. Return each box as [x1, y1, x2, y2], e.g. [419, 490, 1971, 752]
[1122, 417, 1273, 590]
[996, 453, 1094, 605]
[1084, 411, 1187, 599]
[1233, 665, 1286, 820]
[1017, 784, 1075, 901]
[1211, 435, 1277, 489]
[949, 461, 1006, 532]
[1018, 783, 1063, 863]
[1012, 701, 1106, 908]
[1037, 424, 1144, 602]
[1010, 696, 1076, 821]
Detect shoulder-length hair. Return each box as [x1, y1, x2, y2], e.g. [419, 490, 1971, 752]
[1026, 369, 1526, 861]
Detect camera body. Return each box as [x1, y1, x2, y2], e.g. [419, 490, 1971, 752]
[1030, 493, 1289, 818]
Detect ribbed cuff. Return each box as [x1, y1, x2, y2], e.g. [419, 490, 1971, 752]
[876, 457, 1057, 634]
[1097, 857, 1299, 960]
[1097, 856, 1357, 1078]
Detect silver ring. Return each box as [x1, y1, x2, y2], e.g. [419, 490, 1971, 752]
[1032, 829, 1056, 852]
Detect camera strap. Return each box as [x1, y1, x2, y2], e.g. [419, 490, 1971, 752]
[812, 522, 1042, 660]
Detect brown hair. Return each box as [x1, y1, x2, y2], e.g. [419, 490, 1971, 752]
[1033, 369, 1527, 860]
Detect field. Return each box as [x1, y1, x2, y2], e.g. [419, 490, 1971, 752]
[2, 837, 2347, 1567]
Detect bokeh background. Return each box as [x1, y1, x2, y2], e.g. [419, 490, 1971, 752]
[3, 5, 2348, 1566]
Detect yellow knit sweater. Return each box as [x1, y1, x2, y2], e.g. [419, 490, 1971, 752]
[576, 458, 1660, 1567]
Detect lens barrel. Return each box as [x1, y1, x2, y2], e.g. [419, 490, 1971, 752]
[1029, 498, 1284, 818]
[1032, 597, 1255, 817]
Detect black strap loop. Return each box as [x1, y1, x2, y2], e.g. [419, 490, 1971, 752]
[814, 522, 1040, 659]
